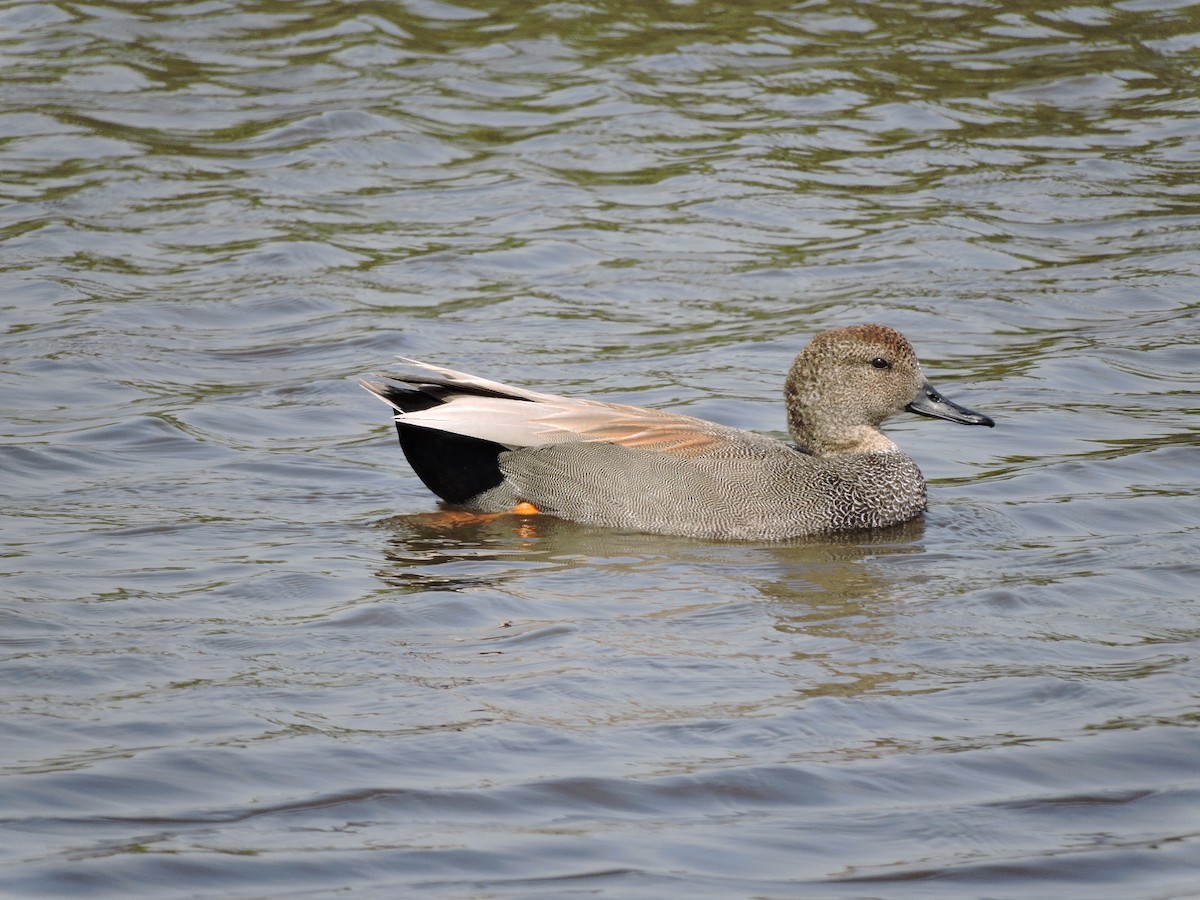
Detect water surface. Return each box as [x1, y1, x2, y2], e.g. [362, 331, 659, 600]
[2, 0, 1199, 896]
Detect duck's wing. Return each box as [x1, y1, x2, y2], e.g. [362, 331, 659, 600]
[360, 359, 769, 459]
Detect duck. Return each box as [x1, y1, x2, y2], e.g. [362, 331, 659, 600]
[360, 324, 994, 540]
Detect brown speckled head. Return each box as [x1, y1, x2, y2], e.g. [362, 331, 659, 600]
[785, 324, 930, 455]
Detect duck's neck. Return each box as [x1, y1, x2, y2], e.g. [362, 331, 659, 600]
[793, 422, 899, 456]
[786, 393, 899, 456]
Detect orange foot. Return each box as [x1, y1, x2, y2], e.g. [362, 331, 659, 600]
[403, 503, 541, 530]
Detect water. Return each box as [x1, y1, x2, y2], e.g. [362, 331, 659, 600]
[3, 0, 1199, 896]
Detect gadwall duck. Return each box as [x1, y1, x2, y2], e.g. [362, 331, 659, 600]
[361, 324, 994, 540]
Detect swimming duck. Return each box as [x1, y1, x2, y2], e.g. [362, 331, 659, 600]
[361, 324, 994, 540]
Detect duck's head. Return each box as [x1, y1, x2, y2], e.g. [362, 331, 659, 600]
[785, 324, 993, 455]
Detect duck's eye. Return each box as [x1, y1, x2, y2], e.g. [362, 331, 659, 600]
[870, 357, 891, 370]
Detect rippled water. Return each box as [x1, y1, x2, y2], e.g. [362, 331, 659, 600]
[3, 0, 1199, 896]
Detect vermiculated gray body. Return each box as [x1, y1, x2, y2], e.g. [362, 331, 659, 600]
[472, 439, 926, 540]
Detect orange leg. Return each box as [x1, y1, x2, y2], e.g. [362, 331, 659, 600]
[403, 502, 542, 530]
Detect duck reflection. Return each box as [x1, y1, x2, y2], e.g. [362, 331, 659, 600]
[373, 506, 926, 608]
[371, 510, 932, 729]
